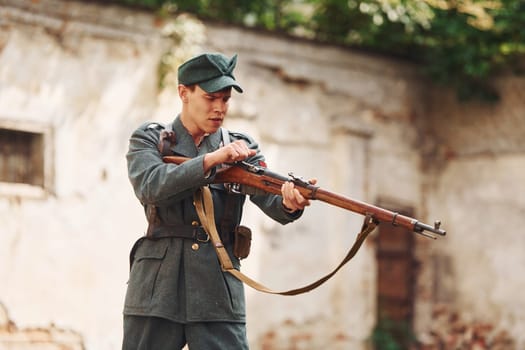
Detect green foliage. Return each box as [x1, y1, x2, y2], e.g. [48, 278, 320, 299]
[370, 317, 417, 350]
[115, 0, 165, 8]
[109, 0, 525, 101]
[411, 1, 525, 101]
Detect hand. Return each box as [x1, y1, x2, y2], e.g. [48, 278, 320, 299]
[221, 140, 257, 163]
[203, 140, 256, 172]
[281, 178, 317, 212]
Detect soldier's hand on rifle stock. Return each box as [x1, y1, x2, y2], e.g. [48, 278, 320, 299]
[204, 140, 257, 172]
[282, 179, 317, 213]
[204, 141, 316, 213]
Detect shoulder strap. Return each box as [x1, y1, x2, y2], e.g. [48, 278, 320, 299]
[221, 127, 230, 146]
[219, 127, 238, 243]
[194, 186, 378, 296]
[158, 121, 175, 156]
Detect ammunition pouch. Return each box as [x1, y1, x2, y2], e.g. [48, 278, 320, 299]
[233, 225, 252, 259]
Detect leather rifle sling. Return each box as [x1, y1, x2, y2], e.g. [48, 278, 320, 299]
[194, 186, 379, 296]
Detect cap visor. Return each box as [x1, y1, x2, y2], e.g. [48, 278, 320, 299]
[199, 76, 243, 93]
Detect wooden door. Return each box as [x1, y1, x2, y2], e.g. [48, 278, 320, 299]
[374, 201, 416, 348]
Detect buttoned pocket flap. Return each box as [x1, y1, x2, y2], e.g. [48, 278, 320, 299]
[133, 239, 169, 262]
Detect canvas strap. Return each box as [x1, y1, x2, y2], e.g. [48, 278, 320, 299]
[193, 186, 379, 296]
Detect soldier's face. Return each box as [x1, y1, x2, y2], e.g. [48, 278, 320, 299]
[183, 85, 231, 135]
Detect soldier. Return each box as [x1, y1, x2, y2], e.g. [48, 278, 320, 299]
[122, 53, 312, 349]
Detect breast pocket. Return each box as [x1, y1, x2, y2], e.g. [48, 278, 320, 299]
[125, 239, 169, 311]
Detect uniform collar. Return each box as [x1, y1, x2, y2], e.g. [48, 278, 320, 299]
[171, 115, 222, 157]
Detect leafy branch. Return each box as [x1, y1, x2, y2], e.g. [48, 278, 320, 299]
[108, 0, 525, 101]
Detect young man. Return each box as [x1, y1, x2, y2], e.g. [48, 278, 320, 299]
[123, 53, 312, 349]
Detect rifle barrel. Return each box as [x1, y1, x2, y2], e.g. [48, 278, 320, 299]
[312, 188, 446, 237]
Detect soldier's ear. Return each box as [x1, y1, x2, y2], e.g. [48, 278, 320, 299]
[178, 84, 189, 103]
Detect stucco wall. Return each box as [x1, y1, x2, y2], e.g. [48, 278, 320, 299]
[422, 80, 525, 347]
[1, 0, 524, 349]
[0, 2, 166, 349]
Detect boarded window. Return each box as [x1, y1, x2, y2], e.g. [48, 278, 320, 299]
[373, 201, 416, 349]
[0, 128, 45, 187]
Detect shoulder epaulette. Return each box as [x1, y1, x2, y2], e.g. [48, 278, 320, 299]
[142, 122, 165, 131]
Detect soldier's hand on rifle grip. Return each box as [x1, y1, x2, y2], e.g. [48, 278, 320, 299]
[281, 179, 317, 213]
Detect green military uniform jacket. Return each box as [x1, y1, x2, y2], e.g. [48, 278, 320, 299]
[124, 116, 302, 323]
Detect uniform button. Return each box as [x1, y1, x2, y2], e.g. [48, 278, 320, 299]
[191, 243, 199, 251]
[191, 220, 200, 227]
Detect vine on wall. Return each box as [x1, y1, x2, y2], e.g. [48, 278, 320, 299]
[157, 10, 205, 90]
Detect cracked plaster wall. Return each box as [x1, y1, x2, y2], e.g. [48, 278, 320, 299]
[1, 0, 524, 349]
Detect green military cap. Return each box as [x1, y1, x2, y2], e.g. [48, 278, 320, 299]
[178, 53, 243, 93]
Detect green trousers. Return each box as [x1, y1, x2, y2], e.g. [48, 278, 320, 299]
[122, 315, 249, 350]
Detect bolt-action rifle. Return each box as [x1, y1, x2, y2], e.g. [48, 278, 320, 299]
[163, 156, 446, 239]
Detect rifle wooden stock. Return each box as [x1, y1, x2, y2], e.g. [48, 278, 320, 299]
[163, 155, 446, 238]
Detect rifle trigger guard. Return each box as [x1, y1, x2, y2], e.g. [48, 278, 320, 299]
[226, 183, 243, 194]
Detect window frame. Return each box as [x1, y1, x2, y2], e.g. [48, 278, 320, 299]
[0, 119, 54, 199]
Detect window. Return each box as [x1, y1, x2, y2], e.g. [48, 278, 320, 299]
[0, 128, 44, 186]
[0, 121, 53, 198]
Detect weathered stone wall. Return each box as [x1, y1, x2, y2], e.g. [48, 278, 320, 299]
[0, 0, 524, 349]
[419, 80, 525, 347]
[0, 303, 84, 350]
[0, 1, 167, 349]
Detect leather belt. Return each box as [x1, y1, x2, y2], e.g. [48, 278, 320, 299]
[146, 224, 210, 242]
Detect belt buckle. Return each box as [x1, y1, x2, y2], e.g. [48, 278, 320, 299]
[194, 227, 210, 243]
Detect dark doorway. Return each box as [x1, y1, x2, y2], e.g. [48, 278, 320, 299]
[373, 200, 416, 349]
